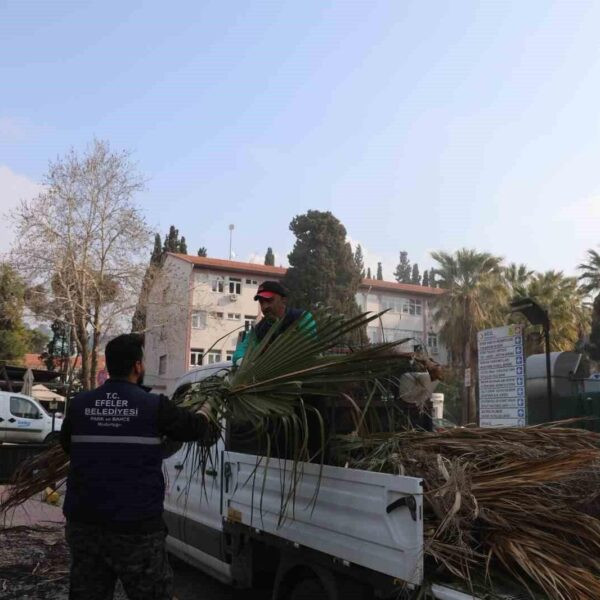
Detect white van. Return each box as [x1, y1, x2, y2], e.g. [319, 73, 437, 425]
[0, 391, 63, 444]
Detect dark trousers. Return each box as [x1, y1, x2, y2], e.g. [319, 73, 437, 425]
[65, 521, 174, 600]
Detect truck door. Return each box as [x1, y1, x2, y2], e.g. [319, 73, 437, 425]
[163, 373, 229, 575]
[164, 434, 227, 562]
[4, 395, 46, 443]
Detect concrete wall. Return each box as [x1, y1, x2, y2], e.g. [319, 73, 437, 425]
[144, 255, 194, 394]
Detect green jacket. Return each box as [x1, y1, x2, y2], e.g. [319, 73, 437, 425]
[232, 309, 316, 365]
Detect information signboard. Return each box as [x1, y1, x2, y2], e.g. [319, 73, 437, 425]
[478, 324, 526, 427]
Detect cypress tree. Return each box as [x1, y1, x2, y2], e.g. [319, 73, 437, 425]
[197, 247, 207, 257]
[264, 247, 275, 266]
[429, 269, 437, 287]
[354, 245, 366, 278]
[163, 225, 180, 253]
[411, 263, 421, 285]
[422, 269, 430, 287]
[394, 251, 412, 283]
[151, 234, 162, 264]
[376, 262, 383, 280]
[283, 210, 362, 318]
[367, 267, 372, 279]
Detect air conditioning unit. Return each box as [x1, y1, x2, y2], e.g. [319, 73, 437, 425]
[229, 293, 238, 302]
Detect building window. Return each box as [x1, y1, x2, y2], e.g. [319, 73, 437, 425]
[408, 299, 422, 316]
[244, 315, 257, 330]
[190, 348, 204, 366]
[399, 298, 423, 315]
[245, 279, 258, 285]
[210, 312, 224, 320]
[382, 297, 403, 313]
[227, 313, 241, 320]
[428, 333, 438, 354]
[211, 277, 224, 293]
[159, 354, 167, 375]
[229, 277, 242, 294]
[225, 351, 234, 361]
[206, 350, 221, 364]
[191, 310, 207, 329]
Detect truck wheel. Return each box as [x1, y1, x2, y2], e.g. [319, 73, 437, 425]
[44, 432, 60, 445]
[288, 577, 330, 600]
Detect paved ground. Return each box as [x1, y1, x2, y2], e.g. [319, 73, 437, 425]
[0, 486, 268, 599]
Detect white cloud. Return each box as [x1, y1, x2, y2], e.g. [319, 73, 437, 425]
[0, 165, 44, 256]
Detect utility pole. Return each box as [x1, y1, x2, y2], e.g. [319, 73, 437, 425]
[229, 224, 235, 260]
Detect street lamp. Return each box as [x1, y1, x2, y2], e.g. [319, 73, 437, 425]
[510, 297, 553, 421]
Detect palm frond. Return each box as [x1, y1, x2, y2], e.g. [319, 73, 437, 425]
[335, 423, 600, 599]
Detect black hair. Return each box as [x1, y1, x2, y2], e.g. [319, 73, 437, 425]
[105, 334, 144, 379]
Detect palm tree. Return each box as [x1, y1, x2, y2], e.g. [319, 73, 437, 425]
[578, 249, 600, 361]
[512, 271, 590, 355]
[504, 263, 534, 298]
[578, 249, 600, 294]
[431, 249, 508, 424]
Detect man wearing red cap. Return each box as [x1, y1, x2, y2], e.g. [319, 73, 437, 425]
[232, 281, 315, 365]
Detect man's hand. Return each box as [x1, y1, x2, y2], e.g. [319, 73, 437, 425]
[196, 402, 215, 422]
[195, 402, 220, 446]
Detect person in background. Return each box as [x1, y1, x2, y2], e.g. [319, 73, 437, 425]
[232, 281, 315, 365]
[60, 333, 217, 600]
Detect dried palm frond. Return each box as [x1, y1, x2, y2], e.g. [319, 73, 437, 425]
[0, 443, 69, 516]
[336, 424, 600, 599]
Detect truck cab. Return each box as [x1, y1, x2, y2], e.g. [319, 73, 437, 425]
[0, 391, 63, 444]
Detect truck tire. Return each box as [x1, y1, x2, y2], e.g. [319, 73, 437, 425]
[288, 576, 329, 600]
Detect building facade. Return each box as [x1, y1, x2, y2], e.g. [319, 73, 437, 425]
[356, 279, 446, 363]
[144, 254, 446, 394]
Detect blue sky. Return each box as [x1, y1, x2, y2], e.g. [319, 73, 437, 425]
[2, 0, 600, 278]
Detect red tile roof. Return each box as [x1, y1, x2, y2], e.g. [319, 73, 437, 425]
[359, 278, 445, 296]
[170, 254, 286, 277]
[170, 254, 444, 297]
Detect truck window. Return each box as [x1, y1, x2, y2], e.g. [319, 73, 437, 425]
[10, 396, 40, 419]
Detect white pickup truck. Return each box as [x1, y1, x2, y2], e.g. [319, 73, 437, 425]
[0, 391, 63, 444]
[161, 364, 515, 600]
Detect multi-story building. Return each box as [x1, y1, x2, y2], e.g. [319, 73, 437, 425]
[357, 279, 446, 363]
[144, 253, 446, 394]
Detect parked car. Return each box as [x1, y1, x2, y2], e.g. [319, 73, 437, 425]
[0, 391, 63, 444]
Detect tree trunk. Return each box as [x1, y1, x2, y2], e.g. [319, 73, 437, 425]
[461, 338, 471, 425]
[76, 315, 91, 390]
[90, 301, 100, 389]
[66, 348, 80, 399]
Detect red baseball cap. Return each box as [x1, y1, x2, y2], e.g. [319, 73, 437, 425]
[254, 281, 288, 301]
